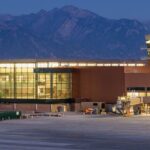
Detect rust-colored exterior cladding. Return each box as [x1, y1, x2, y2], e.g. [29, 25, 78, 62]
[72, 65, 150, 103]
[72, 67, 125, 103]
[125, 66, 150, 88]
[0, 104, 51, 112]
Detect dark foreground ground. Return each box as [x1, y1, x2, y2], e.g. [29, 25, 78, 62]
[0, 114, 150, 150]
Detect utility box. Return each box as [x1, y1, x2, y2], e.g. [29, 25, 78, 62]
[0, 111, 22, 120]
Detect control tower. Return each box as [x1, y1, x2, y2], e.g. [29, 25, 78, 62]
[146, 35, 150, 57]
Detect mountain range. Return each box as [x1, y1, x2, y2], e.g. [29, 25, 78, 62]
[0, 5, 149, 60]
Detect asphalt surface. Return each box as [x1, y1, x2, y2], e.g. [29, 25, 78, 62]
[0, 114, 150, 150]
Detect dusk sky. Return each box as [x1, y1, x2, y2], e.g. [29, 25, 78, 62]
[0, 0, 150, 21]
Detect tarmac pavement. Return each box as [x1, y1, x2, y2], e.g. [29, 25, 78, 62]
[0, 114, 150, 150]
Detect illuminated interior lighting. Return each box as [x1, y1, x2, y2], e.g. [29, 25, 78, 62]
[146, 40, 150, 44]
[78, 63, 87, 67]
[0, 61, 146, 69]
[49, 62, 59, 67]
[37, 63, 48, 68]
[60, 63, 69, 67]
[87, 63, 96, 66]
[112, 64, 119, 66]
[27, 64, 35, 68]
[119, 64, 127, 66]
[15, 63, 35, 68]
[69, 63, 77, 67]
[104, 64, 111, 66]
[97, 64, 104, 66]
[0, 64, 14, 68]
[136, 64, 145, 67]
[127, 64, 136, 67]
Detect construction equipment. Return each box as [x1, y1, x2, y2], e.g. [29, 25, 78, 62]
[81, 102, 105, 114]
[116, 96, 143, 116]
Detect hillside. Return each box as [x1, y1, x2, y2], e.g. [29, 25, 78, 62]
[0, 5, 149, 60]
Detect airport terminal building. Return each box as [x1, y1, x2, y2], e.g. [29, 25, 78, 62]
[0, 36, 150, 112]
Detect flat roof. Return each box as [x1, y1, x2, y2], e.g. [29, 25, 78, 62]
[0, 58, 147, 63]
[0, 59, 146, 67]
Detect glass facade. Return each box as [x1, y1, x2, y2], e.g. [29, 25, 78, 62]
[127, 87, 150, 98]
[0, 63, 72, 100]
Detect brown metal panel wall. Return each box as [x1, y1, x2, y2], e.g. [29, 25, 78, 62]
[124, 66, 150, 74]
[125, 73, 150, 88]
[16, 104, 36, 112]
[125, 66, 150, 88]
[0, 104, 14, 111]
[72, 71, 80, 98]
[72, 67, 125, 103]
[36, 104, 51, 112]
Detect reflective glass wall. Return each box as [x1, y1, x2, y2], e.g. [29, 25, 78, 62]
[0, 64, 14, 98]
[0, 63, 72, 99]
[37, 73, 72, 99]
[127, 87, 150, 98]
[15, 66, 35, 99]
